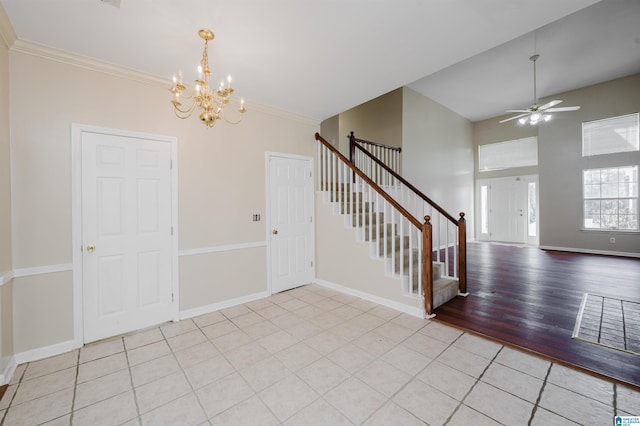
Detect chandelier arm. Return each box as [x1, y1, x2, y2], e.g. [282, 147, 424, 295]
[223, 115, 244, 125]
[169, 28, 245, 128]
[173, 100, 198, 117]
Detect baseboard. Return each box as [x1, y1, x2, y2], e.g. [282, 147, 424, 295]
[179, 291, 270, 320]
[539, 245, 640, 259]
[314, 279, 424, 319]
[14, 339, 80, 367]
[1, 356, 17, 385]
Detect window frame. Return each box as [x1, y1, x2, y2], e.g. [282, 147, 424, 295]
[478, 136, 538, 172]
[581, 165, 639, 232]
[582, 113, 639, 157]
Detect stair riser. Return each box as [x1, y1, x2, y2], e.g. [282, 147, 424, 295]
[362, 224, 396, 241]
[353, 212, 384, 227]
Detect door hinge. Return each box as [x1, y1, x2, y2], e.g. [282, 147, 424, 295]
[170, 160, 173, 169]
[171, 226, 174, 236]
[172, 293, 174, 302]
[310, 260, 313, 267]
[310, 216, 313, 223]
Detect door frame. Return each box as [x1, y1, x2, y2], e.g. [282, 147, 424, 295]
[475, 174, 539, 246]
[71, 124, 179, 347]
[265, 152, 315, 295]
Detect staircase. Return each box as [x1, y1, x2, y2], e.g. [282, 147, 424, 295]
[316, 132, 467, 317]
[330, 183, 460, 311]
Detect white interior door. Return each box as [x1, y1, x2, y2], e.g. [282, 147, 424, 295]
[489, 178, 526, 244]
[82, 132, 173, 343]
[268, 155, 314, 294]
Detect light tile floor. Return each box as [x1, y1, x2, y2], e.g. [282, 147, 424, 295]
[1, 284, 639, 425]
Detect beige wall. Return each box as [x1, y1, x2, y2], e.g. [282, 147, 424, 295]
[402, 87, 474, 230]
[314, 194, 419, 311]
[8, 48, 317, 353]
[319, 114, 339, 149]
[0, 23, 13, 374]
[338, 88, 403, 158]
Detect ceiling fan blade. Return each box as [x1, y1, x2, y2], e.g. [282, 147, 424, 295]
[539, 100, 563, 110]
[505, 109, 531, 113]
[546, 106, 581, 112]
[499, 113, 529, 123]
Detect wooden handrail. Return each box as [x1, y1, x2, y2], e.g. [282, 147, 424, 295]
[349, 131, 401, 158]
[315, 133, 421, 230]
[347, 131, 468, 304]
[350, 134, 458, 225]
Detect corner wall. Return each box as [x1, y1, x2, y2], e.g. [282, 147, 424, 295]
[0, 6, 15, 381]
[8, 45, 317, 356]
[537, 73, 640, 255]
[401, 87, 475, 233]
[337, 88, 403, 158]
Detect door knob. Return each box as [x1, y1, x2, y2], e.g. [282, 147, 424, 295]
[86, 244, 95, 252]
[272, 229, 278, 235]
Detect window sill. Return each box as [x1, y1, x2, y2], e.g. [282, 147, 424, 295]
[580, 228, 640, 234]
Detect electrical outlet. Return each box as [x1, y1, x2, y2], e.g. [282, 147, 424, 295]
[252, 214, 261, 222]
[610, 237, 615, 244]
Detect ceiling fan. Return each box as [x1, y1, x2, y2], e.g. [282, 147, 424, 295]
[499, 54, 580, 125]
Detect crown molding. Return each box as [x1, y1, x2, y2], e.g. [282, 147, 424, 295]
[9, 39, 321, 127]
[10, 39, 168, 87]
[0, 3, 17, 48]
[246, 100, 321, 127]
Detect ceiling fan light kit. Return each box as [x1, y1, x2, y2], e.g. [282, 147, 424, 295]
[500, 54, 580, 125]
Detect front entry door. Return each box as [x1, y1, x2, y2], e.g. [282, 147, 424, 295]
[489, 178, 526, 244]
[81, 131, 173, 343]
[268, 155, 314, 294]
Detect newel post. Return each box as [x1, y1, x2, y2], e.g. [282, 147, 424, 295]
[349, 131, 356, 164]
[422, 215, 434, 317]
[458, 212, 467, 294]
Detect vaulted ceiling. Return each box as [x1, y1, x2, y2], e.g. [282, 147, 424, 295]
[1, 0, 638, 122]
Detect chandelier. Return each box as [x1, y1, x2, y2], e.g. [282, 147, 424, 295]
[169, 29, 246, 128]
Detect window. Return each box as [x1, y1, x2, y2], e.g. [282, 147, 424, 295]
[583, 165, 638, 230]
[478, 137, 538, 171]
[480, 185, 489, 235]
[583, 113, 639, 157]
[527, 181, 537, 237]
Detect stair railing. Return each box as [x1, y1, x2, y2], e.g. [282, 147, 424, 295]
[315, 133, 437, 316]
[349, 131, 402, 185]
[349, 132, 467, 295]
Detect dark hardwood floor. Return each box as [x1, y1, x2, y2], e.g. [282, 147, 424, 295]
[434, 241, 640, 389]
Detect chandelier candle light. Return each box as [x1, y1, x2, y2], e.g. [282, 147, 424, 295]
[170, 29, 246, 128]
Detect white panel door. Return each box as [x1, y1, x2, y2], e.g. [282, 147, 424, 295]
[490, 179, 526, 244]
[82, 132, 173, 343]
[269, 155, 314, 294]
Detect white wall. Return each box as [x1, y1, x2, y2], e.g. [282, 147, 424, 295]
[401, 87, 474, 233]
[7, 45, 317, 354]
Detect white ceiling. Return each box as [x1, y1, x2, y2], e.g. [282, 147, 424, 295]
[1, 0, 637, 122]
